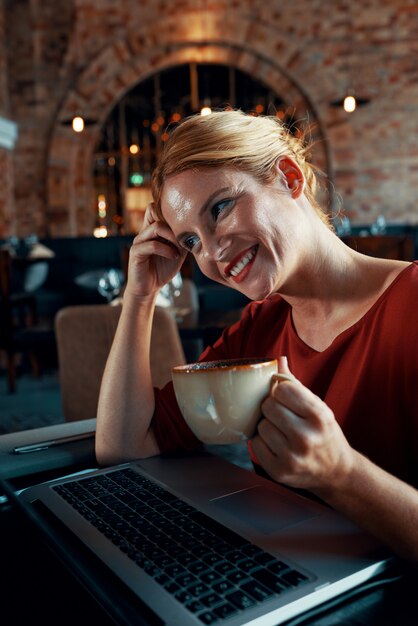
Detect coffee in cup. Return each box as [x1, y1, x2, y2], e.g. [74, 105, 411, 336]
[172, 357, 278, 444]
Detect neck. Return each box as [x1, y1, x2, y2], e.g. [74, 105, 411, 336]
[276, 227, 408, 351]
[280, 228, 357, 312]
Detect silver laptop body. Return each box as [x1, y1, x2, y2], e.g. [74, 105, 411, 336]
[20, 451, 392, 626]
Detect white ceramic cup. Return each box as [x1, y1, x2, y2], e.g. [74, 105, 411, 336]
[172, 357, 284, 444]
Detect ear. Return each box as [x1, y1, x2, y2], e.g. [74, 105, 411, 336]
[276, 157, 305, 199]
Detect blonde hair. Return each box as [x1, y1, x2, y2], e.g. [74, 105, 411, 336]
[152, 109, 330, 226]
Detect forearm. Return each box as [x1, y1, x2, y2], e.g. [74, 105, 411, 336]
[96, 293, 160, 465]
[313, 451, 418, 563]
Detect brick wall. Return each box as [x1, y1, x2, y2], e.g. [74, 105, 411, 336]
[2, 0, 418, 237]
[0, 0, 15, 236]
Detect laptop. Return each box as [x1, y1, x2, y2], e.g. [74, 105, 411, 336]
[14, 449, 392, 625]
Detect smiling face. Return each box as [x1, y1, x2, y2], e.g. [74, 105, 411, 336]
[160, 166, 310, 301]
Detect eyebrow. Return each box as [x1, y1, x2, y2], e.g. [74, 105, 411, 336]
[176, 186, 231, 243]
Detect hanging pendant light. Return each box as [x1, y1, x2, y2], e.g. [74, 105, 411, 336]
[330, 94, 370, 112]
[61, 115, 97, 131]
[343, 95, 356, 113]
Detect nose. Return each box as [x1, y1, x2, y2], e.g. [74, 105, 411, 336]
[201, 232, 232, 263]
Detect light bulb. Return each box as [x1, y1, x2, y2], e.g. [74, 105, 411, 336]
[93, 226, 108, 238]
[200, 106, 212, 116]
[343, 95, 357, 113]
[72, 116, 85, 132]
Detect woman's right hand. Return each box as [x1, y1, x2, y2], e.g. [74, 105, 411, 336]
[125, 203, 187, 300]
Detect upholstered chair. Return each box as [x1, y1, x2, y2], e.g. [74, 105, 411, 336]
[55, 304, 185, 421]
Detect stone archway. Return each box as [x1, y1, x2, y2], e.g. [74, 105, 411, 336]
[47, 38, 331, 236]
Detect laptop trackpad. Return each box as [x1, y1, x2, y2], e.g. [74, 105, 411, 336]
[212, 485, 318, 534]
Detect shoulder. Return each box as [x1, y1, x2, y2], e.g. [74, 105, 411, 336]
[384, 261, 418, 304]
[375, 262, 418, 344]
[404, 260, 418, 285]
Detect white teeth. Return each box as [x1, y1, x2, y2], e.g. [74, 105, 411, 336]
[229, 248, 256, 277]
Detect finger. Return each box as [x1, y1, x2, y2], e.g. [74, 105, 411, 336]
[133, 220, 182, 253]
[142, 203, 157, 229]
[277, 355, 292, 376]
[256, 412, 290, 448]
[271, 377, 332, 426]
[272, 373, 296, 384]
[271, 355, 298, 387]
[250, 433, 289, 481]
[251, 432, 278, 463]
[260, 398, 317, 453]
[130, 239, 180, 262]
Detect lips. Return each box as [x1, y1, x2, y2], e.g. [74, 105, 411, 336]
[225, 245, 258, 282]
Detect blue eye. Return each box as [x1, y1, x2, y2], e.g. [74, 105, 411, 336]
[182, 234, 200, 251]
[211, 199, 232, 221]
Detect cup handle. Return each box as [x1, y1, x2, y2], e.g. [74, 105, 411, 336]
[271, 373, 296, 384]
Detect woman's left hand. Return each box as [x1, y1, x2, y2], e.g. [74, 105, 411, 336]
[250, 357, 355, 493]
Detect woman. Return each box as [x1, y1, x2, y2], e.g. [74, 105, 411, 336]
[96, 110, 418, 561]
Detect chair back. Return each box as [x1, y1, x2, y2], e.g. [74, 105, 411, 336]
[55, 304, 185, 421]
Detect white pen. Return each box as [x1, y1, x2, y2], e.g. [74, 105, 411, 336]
[12, 431, 95, 455]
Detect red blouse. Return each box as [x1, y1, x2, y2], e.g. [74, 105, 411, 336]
[153, 262, 418, 485]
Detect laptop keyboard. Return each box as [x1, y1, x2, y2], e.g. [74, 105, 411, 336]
[53, 468, 312, 624]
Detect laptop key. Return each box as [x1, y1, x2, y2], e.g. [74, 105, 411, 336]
[175, 590, 195, 605]
[188, 582, 211, 597]
[177, 572, 199, 587]
[202, 553, 223, 567]
[198, 611, 219, 624]
[213, 602, 239, 620]
[200, 570, 223, 585]
[214, 561, 236, 576]
[226, 589, 257, 610]
[241, 543, 264, 557]
[189, 561, 210, 576]
[185, 599, 205, 613]
[227, 569, 249, 584]
[200, 591, 224, 608]
[212, 579, 234, 594]
[268, 560, 290, 575]
[224, 549, 247, 564]
[178, 553, 199, 567]
[165, 563, 187, 578]
[143, 563, 160, 577]
[191, 545, 211, 558]
[281, 569, 309, 587]
[154, 573, 170, 585]
[241, 579, 275, 601]
[252, 569, 288, 594]
[153, 554, 176, 569]
[164, 580, 181, 594]
[238, 558, 260, 574]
